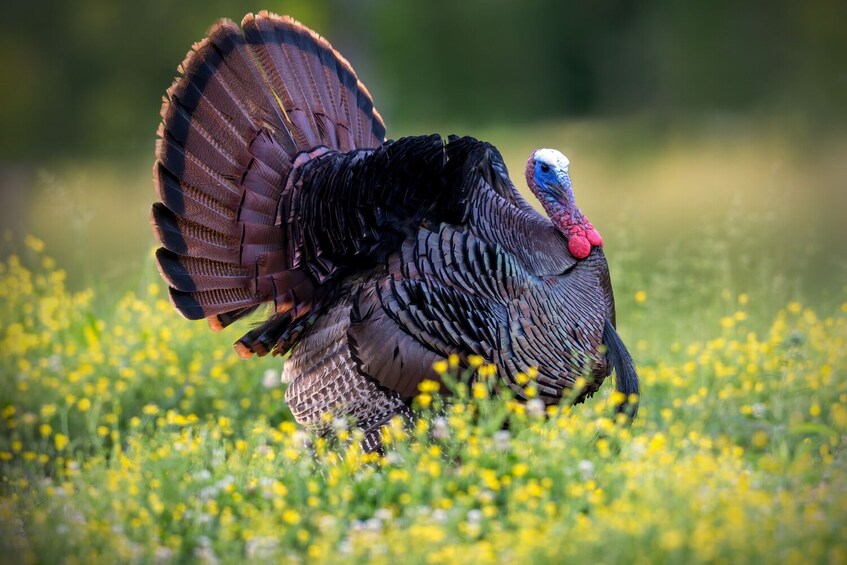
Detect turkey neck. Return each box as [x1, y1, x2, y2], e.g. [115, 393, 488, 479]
[467, 189, 578, 276]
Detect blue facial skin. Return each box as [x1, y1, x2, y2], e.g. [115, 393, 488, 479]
[533, 160, 574, 210]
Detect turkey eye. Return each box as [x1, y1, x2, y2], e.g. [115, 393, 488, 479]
[540, 163, 550, 173]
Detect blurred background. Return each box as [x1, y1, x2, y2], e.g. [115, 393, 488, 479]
[1, 0, 845, 317]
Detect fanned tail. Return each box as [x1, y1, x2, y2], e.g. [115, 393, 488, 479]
[151, 11, 385, 351]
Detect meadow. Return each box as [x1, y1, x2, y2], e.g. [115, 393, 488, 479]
[1, 119, 846, 563]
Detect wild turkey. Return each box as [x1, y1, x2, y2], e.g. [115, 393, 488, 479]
[151, 11, 639, 450]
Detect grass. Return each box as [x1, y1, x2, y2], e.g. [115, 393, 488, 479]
[1, 119, 846, 563]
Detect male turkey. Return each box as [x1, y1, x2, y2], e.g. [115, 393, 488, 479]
[152, 12, 639, 450]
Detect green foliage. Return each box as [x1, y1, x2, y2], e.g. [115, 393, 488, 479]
[1, 236, 846, 563]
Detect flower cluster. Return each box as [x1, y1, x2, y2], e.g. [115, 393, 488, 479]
[1, 239, 845, 563]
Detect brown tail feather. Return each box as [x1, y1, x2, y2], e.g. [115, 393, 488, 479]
[151, 203, 238, 263]
[240, 12, 385, 151]
[152, 12, 386, 344]
[168, 285, 258, 320]
[155, 249, 247, 292]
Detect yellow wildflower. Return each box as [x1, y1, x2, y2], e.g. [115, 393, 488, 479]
[54, 433, 69, 451]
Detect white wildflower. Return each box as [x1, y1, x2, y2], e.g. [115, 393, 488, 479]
[432, 416, 450, 440]
[527, 398, 546, 418]
[262, 368, 281, 389]
[494, 430, 511, 452]
[578, 459, 595, 480]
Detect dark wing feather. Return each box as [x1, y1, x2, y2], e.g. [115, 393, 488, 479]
[442, 138, 579, 277]
[339, 140, 613, 403]
[233, 135, 449, 355]
[348, 223, 611, 402]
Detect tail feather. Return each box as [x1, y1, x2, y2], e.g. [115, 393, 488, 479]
[212, 306, 261, 330]
[151, 203, 238, 263]
[603, 318, 640, 419]
[156, 134, 243, 206]
[155, 249, 247, 292]
[155, 165, 237, 227]
[169, 286, 258, 320]
[152, 11, 386, 349]
[244, 15, 326, 149]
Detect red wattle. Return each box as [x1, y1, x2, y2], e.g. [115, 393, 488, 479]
[568, 235, 591, 259]
[587, 228, 603, 246]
